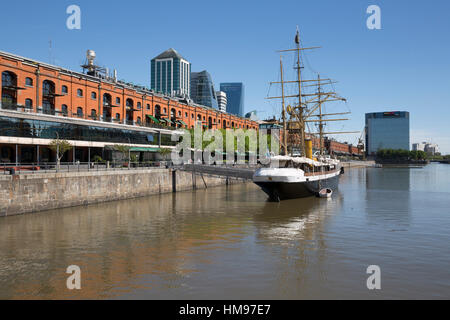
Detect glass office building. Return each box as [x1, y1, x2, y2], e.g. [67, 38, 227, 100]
[220, 83, 244, 117]
[190, 71, 218, 109]
[365, 111, 410, 156]
[151, 48, 191, 97]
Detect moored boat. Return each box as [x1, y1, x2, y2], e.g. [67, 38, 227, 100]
[253, 28, 355, 202]
[254, 155, 342, 202]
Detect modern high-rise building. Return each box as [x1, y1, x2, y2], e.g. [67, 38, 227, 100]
[190, 71, 218, 109]
[412, 142, 426, 152]
[413, 142, 440, 155]
[151, 48, 191, 97]
[245, 110, 259, 121]
[216, 91, 227, 113]
[365, 111, 410, 156]
[220, 83, 244, 117]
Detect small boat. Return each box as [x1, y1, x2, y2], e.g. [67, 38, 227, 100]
[318, 188, 333, 198]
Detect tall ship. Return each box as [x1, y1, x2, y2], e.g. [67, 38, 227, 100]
[253, 29, 357, 202]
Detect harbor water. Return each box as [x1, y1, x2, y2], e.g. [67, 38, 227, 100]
[0, 164, 449, 299]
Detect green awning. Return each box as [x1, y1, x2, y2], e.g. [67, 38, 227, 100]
[130, 147, 160, 152]
[146, 115, 159, 123]
[165, 119, 173, 125]
[178, 120, 187, 126]
[159, 118, 168, 124]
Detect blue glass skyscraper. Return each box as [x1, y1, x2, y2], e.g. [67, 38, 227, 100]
[151, 48, 191, 97]
[220, 83, 244, 117]
[365, 111, 410, 156]
[190, 71, 218, 109]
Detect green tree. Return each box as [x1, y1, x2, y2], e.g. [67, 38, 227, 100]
[114, 145, 131, 163]
[159, 148, 172, 160]
[49, 139, 73, 168]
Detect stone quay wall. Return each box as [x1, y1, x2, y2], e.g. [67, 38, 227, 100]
[0, 169, 244, 217]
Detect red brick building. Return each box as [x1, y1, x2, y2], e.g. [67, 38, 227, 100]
[0, 50, 258, 131]
[0, 50, 258, 164]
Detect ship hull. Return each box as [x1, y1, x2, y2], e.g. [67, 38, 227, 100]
[255, 172, 341, 202]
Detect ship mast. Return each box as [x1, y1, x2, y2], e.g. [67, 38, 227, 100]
[317, 75, 324, 156]
[295, 28, 305, 156]
[268, 29, 358, 157]
[280, 56, 288, 155]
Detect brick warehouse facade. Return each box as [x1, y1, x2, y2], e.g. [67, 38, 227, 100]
[0, 50, 258, 131]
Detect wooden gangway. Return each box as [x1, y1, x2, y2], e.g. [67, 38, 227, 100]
[181, 164, 256, 180]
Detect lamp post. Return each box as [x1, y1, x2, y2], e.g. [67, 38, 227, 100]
[128, 137, 131, 169]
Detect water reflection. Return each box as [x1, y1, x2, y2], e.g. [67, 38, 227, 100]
[0, 166, 449, 299]
[365, 168, 412, 227]
[254, 196, 341, 242]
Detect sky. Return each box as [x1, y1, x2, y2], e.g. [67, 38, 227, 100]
[1, 0, 449, 153]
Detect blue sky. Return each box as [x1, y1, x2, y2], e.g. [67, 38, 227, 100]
[1, 0, 449, 153]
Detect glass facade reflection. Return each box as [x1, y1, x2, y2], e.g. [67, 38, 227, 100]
[365, 111, 410, 155]
[151, 48, 190, 97]
[0, 116, 177, 146]
[190, 71, 218, 109]
[220, 83, 244, 117]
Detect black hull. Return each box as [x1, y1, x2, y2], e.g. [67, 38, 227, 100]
[255, 173, 341, 202]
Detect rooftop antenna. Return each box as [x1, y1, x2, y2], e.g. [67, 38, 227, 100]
[81, 50, 108, 78]
[49, 40, 52, 64]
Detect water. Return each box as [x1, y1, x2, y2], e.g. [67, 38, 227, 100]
[0, 164, 449, 299]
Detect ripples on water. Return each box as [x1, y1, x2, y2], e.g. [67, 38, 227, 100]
[0, 164, 449, 299]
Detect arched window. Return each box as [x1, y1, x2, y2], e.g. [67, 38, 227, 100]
[62, 85, 68, 94]
[185, 112, 188, 118]
[90, 109, 97, 119]
[62, 105, 68, 116]
[2, 71, 18, 108]
[25, 99, 33, 109]
[103, 93, 112, 106]
[137, 117, 142, 125]
[25, 78, 33, 87]
[115, 113, 120, 121]
[43, 80, 55, 96]
[126, 98, 134, 108]
[137, 102, 142, 109]
[208, 117, 213, 129]
[178, 111, 181, 117]
[147, 104, 150, 110]
[197, 114, 202, 121]
[191, 113, 194, 119]
[2, 71, 17, 87]
[42, 80, 55, 115]
[116, 97, 121, 105]
[91, 92, 97, 100]
[77, 107, 83, 117]
[77, 89, 83, 97]
[155, 105, 161, 118]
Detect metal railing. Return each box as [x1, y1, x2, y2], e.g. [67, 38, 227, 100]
[0, 161, 177, 175]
